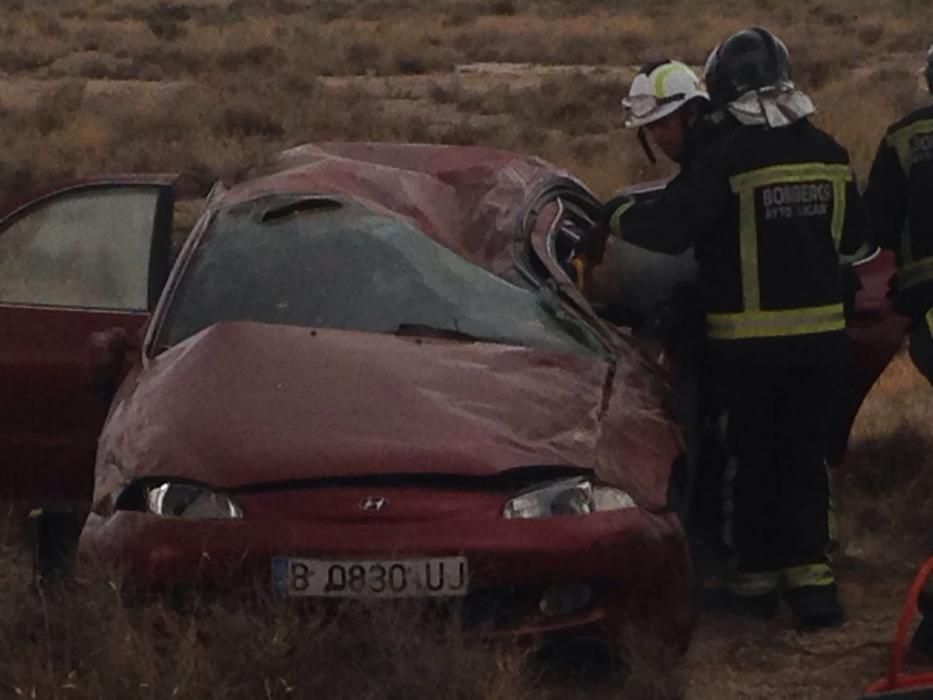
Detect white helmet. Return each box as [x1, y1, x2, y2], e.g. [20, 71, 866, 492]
[622, 60, 709, 128]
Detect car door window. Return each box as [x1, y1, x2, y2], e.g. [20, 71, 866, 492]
[0, 187, 162, 311]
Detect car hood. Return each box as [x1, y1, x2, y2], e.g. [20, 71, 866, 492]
[96, 322, 613, 501]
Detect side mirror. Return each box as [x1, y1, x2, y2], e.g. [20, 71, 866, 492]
[84, 327, 138, 401]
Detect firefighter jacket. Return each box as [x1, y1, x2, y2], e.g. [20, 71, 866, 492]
[609, 114, 868, 365]
[865, 104, 933, 316]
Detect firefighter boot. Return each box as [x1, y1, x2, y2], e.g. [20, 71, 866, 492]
[912, 583, 933, 658]
[912, 615, 933, 659]
[784, 584, 844, 630]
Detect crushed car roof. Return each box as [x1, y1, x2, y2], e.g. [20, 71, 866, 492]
[223, 142, 584, 277]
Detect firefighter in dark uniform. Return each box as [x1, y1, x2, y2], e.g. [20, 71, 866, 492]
[865, 44, 933, 655]
[865, 45, 933, 380]
[600, 28, 868, 628]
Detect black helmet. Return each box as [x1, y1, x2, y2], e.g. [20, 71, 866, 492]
[704, 27, 791, 108]
[925, 43, 933, 93]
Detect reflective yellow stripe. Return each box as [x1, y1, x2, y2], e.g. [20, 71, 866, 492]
[886, 119, 933, 174]
[783, 563, 834, 590]
[608, 199, 635, 237]
[706, 304, 845, 340]
[737, 188, 760, 310]
[897, 256, 933, 292]
[729, 571, 781, 597]
[727, 164, 852, 319]
[729, 164, 852, 193]
[926, 307, 933, 335]
[652, 61, 688, 97]
[830, 179, 846, 250]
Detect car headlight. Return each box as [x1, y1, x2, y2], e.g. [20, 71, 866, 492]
[502, 477, 636, 519]
[146, 482, 244, 520]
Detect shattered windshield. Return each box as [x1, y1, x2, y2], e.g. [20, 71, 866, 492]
[156, 195, 603, 356]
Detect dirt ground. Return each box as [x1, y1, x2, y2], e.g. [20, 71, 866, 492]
[684, 353, 933, 699]
[2, 1, 933, 697]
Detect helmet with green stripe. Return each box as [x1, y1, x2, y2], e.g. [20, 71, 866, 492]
[622, 60, 709, 129]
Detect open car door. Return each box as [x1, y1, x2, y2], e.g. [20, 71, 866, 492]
[0, 177, 175, 513]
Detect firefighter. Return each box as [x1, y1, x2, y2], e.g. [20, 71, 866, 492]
[612, 60, 721, 537]
[584, 60, 710, 307]
[865, 44, 933, 382]
[864, 47, 933, 653]
[621, 60, 710, 164]
[599, 28, 869, 629]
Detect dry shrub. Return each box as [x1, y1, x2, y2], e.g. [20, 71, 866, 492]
[314, 1, 354, 22]
[0, 531, 688, 700]
[0, 553, 535, 699]
[444, 9, 479, 29]
[541, 74, 617, 134]
[794, 53, 834, 91]
[858, 22, 885, 46]
[139, 2, 191, 41]
[134, 46, 202, 77]
[344, 40, 383, 75]
[489, 0, 518, 16]
[153, 2, 193, 23]
[147, 17, 188, 42]
[0, 47, 52, 73]
[808, 2, 853, 28]
[216, 45, 285, 71]
[428, 81, 460, 104]
[397, 55, 428, 76]
[221, 104, 286, 138]
[33, 82, 87, 135]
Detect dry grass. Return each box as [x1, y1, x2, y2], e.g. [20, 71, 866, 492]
[2, 0, 933, 697]
[2, 0, 933, 198]
[0, 537, 687, 699]
[0, 546, 534, 699]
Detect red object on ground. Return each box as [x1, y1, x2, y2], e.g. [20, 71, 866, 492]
[865, 558, 933, 696]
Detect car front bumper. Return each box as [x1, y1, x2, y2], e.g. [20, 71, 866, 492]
[80, 504, 695, 644]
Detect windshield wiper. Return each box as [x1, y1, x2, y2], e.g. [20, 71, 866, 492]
[392, 323, 506, 345]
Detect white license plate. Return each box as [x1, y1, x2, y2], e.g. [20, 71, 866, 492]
[272, 556, 469, 598]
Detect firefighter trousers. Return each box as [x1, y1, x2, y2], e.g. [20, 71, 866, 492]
[908, 311, 933, 386]
[718, 360, 844, 597]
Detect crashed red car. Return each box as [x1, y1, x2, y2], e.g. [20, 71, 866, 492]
[77, 143, 695, 643]
[0, 143, 906, 647]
